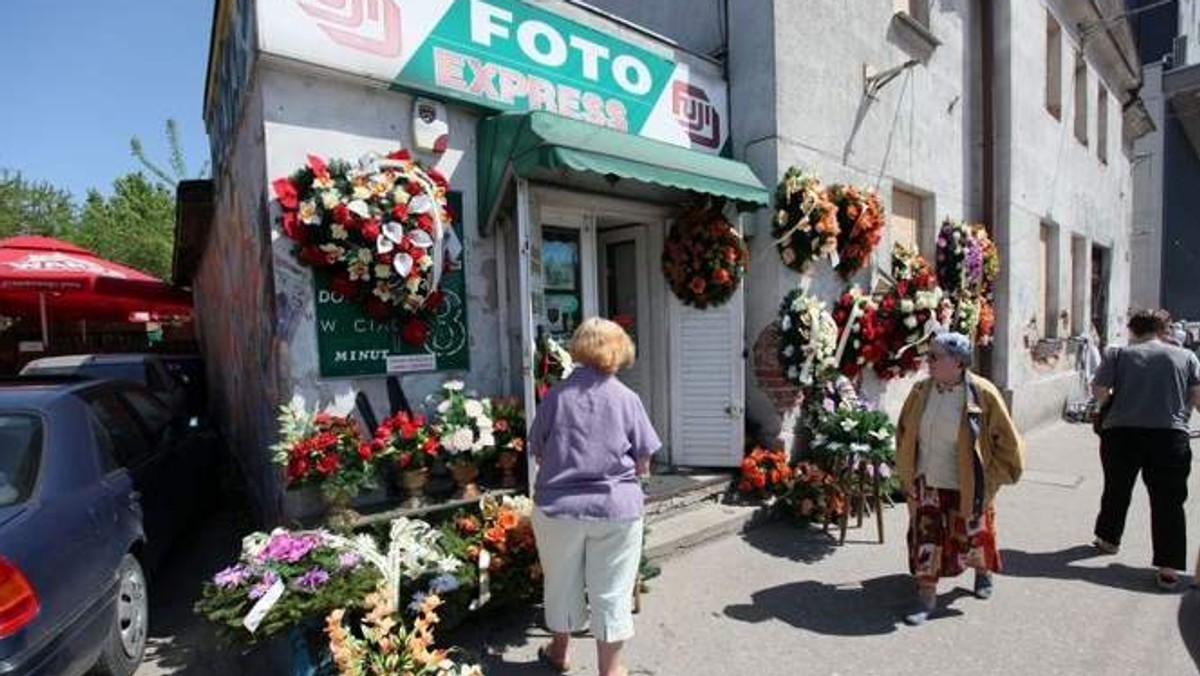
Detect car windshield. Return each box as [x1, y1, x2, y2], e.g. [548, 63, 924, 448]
[0, 414, 42, 506]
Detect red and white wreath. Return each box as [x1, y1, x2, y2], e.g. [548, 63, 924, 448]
[272, 150, 456, 331]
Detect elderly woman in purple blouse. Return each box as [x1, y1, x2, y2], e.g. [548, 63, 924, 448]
[529, 317, 661, 676]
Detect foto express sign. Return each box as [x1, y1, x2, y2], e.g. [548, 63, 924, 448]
[259, 0, 728, 152]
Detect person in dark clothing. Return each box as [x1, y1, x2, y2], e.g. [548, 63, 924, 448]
[1091, 309, 1200, 590]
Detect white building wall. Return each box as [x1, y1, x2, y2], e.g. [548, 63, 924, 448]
[258, 63, 505, 422]
[1131, 62, 1166, 311]
[996, 0, 1134, 428]
[737, 0, 975, 442]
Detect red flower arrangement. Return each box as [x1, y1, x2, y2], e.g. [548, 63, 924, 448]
[737, 446, 794, 499]
[271, 149, 455, 345]
[779, 462, 847, 526]
[831, 287, 888, 380]
[872, 244, 945, 380]
[372, 410, 440, 470]
[271, 404, 375, 502]
[661, 206, 749, 309]
[828, 184, 885, 280]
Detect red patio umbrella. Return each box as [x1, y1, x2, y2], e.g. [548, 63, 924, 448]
[0, 236, 192, 345]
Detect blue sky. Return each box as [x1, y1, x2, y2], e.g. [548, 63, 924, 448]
[0, 1, 215, 200]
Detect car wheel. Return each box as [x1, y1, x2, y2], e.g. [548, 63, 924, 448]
[93, 554, 148, 676]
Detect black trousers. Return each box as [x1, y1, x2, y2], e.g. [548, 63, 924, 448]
[1093, 427, 1192, 570]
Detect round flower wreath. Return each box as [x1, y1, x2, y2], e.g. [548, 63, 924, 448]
[778, 289, 839, 386]
[661, 207, 749, 309]
[935, 219, 999, 345]
[831, 286, 887, 380]
[272, 149, 454, 330]
[772, 168, 839, 274]
[872, 244, 944, 380]
[829, 184, 885, 280]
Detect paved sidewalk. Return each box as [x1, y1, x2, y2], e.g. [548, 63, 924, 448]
[448, 422, 1200, 675]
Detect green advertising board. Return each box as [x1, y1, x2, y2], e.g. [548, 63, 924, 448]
[314, 193, 468, 378]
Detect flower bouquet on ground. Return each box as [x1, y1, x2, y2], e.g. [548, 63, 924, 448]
[372, 410, 440, 508]
[736, 446, 794, 500]
[661, 206, 749, 309]
[772, 167, 839, 273]
[488, 397, 527, 488]
[437, 495, 541, 620]
[432, 381, 496, 499]
[778, 290, 839, 386]
[828, 184, 885, 280]
[778, 462, 847, 526]
[272, 403, 377, 521]
[326, 587, 484, 676]
[194, 528, 381, 644]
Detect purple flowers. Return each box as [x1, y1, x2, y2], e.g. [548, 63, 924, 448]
[337, 552, 361, 570]
[964, 240, 984, 287]
[248, 571, 280, 600]
[213, 565, 250, 589]
[295, 567, 331, 592]
[258, 532, 321, 564]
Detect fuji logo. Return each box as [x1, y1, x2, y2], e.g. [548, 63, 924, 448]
[298, 0, 403, 57]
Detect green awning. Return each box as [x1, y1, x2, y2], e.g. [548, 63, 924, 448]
[478, 111, 769, 232]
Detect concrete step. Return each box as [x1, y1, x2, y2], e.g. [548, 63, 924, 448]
[643, 500, 769, 563]
[644, 473, 732, 524]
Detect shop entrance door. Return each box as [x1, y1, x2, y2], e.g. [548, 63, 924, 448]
[598, 225, 652, 417]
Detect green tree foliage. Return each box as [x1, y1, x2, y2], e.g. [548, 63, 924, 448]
[130, 119, 209, 184]
[0, 170, 76, 238]
[73, 173, 176, 279]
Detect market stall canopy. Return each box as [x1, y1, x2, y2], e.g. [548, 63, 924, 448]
[0, 236, 193, 321]
[478, 112, 770, 233]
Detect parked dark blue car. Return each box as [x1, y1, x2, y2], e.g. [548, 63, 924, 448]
[0, 377, 206, 676]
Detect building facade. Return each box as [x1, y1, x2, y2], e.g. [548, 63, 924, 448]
[183, 0, 1149, 522]
[1130, 0, 1200, 320]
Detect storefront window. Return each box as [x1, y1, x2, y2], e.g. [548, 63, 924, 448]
[541, 228, 583, 342]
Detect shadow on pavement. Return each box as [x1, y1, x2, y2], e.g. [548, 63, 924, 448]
[1181, 590, 1200, 671]
[1000, 545, 1163, 593]
[137, 510, 285, 676]
[739, 521, 840, 564]
[440, 605, 547, 676]
[722, 573, 955, 636]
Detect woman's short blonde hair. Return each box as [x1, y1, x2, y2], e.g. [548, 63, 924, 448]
[569, 318, 635, 375]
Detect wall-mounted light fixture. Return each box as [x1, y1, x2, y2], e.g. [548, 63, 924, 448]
[863, 59, 919, 100]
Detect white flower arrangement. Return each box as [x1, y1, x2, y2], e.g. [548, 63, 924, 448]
[431, 380, 496, 464]
[778, 289, 839, 386]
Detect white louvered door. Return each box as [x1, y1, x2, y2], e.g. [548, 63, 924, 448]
[668, 278, 744, 467]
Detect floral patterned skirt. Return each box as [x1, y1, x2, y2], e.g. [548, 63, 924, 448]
[907, 478, 1001, 583]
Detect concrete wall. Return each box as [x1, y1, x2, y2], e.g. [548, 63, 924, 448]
[995, 0, 1134, 429]
[258, 62, 507, 432]
[1131, 63, 1165, 311]
[737, 0, 975, 443]
[194, 67, 286, 524]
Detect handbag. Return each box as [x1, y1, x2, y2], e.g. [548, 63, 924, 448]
[1092, 348, 1121, 435]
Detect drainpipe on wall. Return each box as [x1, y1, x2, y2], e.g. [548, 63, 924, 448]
[980, 0, 997, 380]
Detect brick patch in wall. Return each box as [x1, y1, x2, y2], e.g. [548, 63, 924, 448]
[752, 321, 802, 412]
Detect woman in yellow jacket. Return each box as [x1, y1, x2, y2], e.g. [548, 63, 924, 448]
[894, 331, 1025, 625]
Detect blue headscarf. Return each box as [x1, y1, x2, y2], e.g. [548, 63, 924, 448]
[932, 331, 973, 368]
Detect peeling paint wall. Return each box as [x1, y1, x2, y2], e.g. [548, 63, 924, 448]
[195, 70, 285, 525]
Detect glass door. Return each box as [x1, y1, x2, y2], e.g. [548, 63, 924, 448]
[598, 225, 652, 414]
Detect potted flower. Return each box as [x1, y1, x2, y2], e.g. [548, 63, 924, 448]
[736, 446, 794, 500]
[488, 397, 526, 489]
[372, 410, 440, 508]
[271, 402, 377, 528]
[432, 381, 495, 499]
